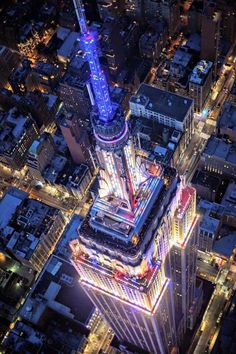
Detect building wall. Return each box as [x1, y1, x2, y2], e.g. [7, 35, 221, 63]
[82, 279, 177, 354]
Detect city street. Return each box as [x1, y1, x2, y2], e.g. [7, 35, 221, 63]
[191, 290, 226, 354]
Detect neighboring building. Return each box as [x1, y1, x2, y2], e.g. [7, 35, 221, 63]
[22, 91, 61, 129]
[125, 0, 143, 20]
[26, 61, 61, 93]
[3, 193, 65, 272]
[100, 17, 126, 77]
[27, 132, 56, 181]
[200, 136, 236, 178]
[59, 110, 93, 169]
[188, 1, 203, 34]
[221, 182, 236, 209]
[228, 80, 236, 105]
[65, 164, 92, 199]
[218, 0, 236, 45]
[43, 154, 67, 184]
[160, 0, 180, 35]
[4, 255, 101, 354]
[97, 0, 125, 20]
[57, 31, 80, 64]
[198, 210, 221, 252]
[130, 83, 194, 148]
[59, 56, 92, 122]
[217, 102, 236, 142]
[201, 4, 221, 73]
[189, 60, 213, 113]
[9, 59, 31, 94]
[191, 170, 221, 202]
[20, 255, 95, 328]
[0, 89, 60, 129]
[0, 108, 39, 170]
[198, 198, 236, 231]
[143, 0, 160, 20]
[139, 28, 166, 62]
[0, 252, 35, 324]
[44, 162, 92, 200]
[0, 45, 20, 88]
[169, 47, 192, 79]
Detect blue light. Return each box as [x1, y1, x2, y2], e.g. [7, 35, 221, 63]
[202, 108, 209, 118]
[73, 0, 114, 123]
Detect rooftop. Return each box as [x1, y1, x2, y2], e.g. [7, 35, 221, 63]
[5, 198, 61, 261]
[0, 252, 35, 323]
[172, 48, 192, 68]
[218, 102, 236, 133]
[213, 232, 236, 258]
[43, 154, 67, 183]
[221, 182, 236, 208]
[56, 214, 83, 259]
[21, 255, 94, 325]
[175, 186, 195, 220]
[200, 211, 220, 233]
[73, 166, 177, 266]
[57, 31, 80, 62]
[0, 188, 27, 229]
[203, 136, 236, 165]
[186, 33, 201, 52]
[192, 170, 221, 190]
[0, 108, 33, 154]
[130, 83, 193, 122]
[190, 60, 212, 85]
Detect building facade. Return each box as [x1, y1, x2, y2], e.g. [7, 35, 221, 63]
[189, 60, 213, 113]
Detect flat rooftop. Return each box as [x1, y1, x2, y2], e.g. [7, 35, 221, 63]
[130, 83, 193, 122]
[213, 232, 236, 258]
[0, 108, 31, 154]
[172, 48, 192, 67]
[200, 212, 220, 233]
[218, 102, 236, 133]
[21, 255, 94, 325]
[190, 60, 212, 85]
[203, 136, 236, 165]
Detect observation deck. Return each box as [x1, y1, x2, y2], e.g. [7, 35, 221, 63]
[75, 165, 178, 267]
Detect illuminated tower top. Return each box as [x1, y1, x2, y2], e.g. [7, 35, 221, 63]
[72, 0, 113, 123]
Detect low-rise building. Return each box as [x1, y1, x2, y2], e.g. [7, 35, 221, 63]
[189, 60, 213, 113]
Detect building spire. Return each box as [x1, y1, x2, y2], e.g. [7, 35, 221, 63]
[72, 0, 113, 123]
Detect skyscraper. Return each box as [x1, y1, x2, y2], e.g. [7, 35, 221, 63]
[70, 1, 199, 352]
